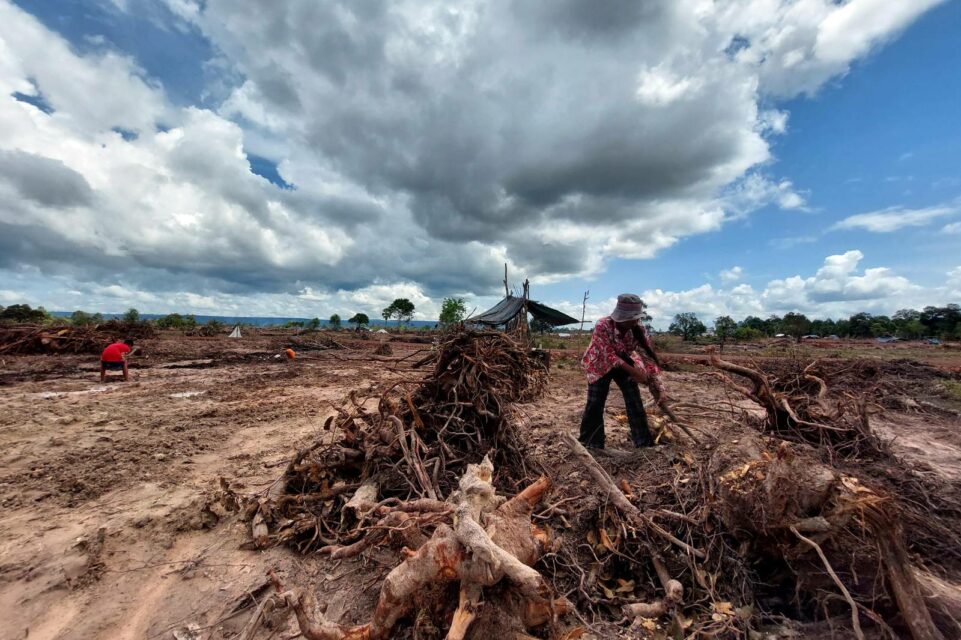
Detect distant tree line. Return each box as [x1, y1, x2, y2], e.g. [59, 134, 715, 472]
[5, 301, 959, 341]
[0, 295, 473, 332]
[668, 305, 961, 344]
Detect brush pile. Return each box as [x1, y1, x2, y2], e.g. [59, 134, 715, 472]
[0, 324, 108, 355]
[289, 333, 345, 351]
[245, 330, 548, 553]
[710, 354, 889, 459]
[239, 330, 559, 638]
[534, 354, 961, 639]
[97, 318, 156, 339]
[703, 354, 961, 639]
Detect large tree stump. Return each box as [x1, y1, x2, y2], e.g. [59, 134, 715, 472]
[286, 457, 566, 640]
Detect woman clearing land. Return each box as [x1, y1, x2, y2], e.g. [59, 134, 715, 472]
[579, 294, 665, 449]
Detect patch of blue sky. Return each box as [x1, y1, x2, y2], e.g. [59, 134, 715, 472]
[11, 89, 54, 114]
[111, 126, 138, 141]
[12, 0, 220, 108]
[768, 0, 961, 287]
[246, 152, 294, 190]
[537, 1, 961, 302]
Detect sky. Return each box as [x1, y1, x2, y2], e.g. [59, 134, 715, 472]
[0, 0, 959, 328]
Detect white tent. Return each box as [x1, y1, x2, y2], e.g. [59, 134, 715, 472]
[375, 329, 388, 334]
[228, 325, 242, 338]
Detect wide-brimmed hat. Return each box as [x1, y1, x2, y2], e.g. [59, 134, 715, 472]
[610, 293, 645, 322]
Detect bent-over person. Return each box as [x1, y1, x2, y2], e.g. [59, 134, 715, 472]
[579, 294, 665, 449]
[100, 338, 134, 382]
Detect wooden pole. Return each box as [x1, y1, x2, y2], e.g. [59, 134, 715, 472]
[521, 279, 530, 344]
[504, 263, 509, 297]
[580, 290, 589, 332]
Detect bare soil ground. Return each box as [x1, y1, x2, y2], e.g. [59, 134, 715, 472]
[1, 331, 959, 639]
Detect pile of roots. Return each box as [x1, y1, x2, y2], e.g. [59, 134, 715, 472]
[289, 334, 346, 351]
[710, 353, 890, 459]
[0, 324, 109, 355]
[704, 354, 961, 639]
[237, 330, 557, 638]
[234, 333, 961, 639]
[245, 330, 549, 553]
[98, 318, 156, 338]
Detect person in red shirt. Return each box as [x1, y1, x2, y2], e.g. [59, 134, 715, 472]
[579, 294, 664, 449]
[100, 339, 134, 382]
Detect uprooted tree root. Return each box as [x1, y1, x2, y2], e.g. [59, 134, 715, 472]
[234, 330, 565, 637]
[709, 352, 890, 459]
[257, 459, 568, 640]
[244, 330, 548, 554]
[707, 354, 961, 639]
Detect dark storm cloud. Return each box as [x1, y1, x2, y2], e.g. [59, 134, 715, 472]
[194, 0, 769, 264]
[511, 0, 667, 40]
[0, 149, 94, 208]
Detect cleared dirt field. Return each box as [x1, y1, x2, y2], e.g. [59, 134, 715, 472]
[1, 331, 959, 639]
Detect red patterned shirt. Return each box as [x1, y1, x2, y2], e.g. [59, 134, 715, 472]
[581, 317, 663, 391]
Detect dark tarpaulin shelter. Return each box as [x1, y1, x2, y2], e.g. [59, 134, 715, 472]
[469, 296, 578, 327]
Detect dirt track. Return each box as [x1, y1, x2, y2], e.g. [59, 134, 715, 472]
[1, 331, 959, 639]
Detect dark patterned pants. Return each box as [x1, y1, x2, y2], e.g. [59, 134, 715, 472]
[579, 368, 654, 448]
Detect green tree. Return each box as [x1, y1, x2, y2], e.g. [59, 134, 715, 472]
[385, 298, 415, 325]
[329, 314, 341, 328]
[306, 317, 321, 331]
[763, 314, 783, 337]
[0, 304, 48, 324]
[897, 319, 925, 340]
[439, 297, 467, 325]
[156, 313, 181, 329]
[155, 313, 196, 331]
[669, 313, 706, 342]
[735, 326, 763, 342]
[70, 310, 102, 326]
[205, 319, 226, 332]
[530, 318, 553, 334]
[781, 312, 811, 343]
[847, 312, 874, 338]
[810, 318, 837, 337]
[714, 315, 737, 352]
[834, 318, 851, 337]
[740, 315, 766, 334]
[348, 313, 370, 326]
[920, 305, 961, 338]
[381, 303, 394, 324]
[122, 308, 140, 324]
[869, 315, 895, 338]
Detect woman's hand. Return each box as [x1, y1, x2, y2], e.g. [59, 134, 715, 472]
[629, 367, 649, 385]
